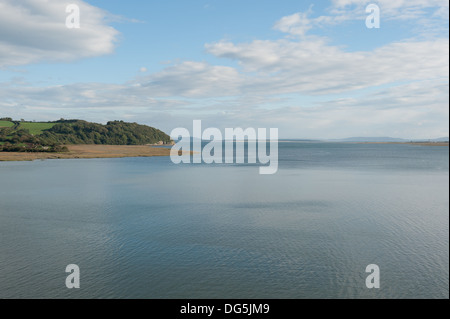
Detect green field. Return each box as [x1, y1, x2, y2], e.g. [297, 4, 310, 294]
[17, 122, 56, 135]
[0, 121, 14, 128]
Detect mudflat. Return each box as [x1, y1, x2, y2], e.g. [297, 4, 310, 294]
[0, 144, 172, 161]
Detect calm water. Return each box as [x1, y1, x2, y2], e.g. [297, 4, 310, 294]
[0, 143, 448, 298]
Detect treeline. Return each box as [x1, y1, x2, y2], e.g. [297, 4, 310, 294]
[1, 120, 172, 153]
[0, 127, 68, 153]
[39, 120, 172, 145]
[0, 142, 68, 153]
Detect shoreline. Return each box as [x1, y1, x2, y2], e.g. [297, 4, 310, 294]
[0, 144, 173, 162]
[1, 141, 448, 162]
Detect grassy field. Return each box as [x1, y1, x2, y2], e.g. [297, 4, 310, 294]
[0, 121, 14, 128]
[17, 122, 56, 135]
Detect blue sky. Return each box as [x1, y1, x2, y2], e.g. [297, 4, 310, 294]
[0, 0, 448, 139]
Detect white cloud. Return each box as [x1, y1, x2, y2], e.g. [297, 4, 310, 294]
[331, 0, 448, 16]
[332, 0, 448, 12]
[136, 61, 242, 98]
[274, 11, 313, 37]
[273, 0, 449, 39]
[273, 9, 349, 38]
[0, 0, 119, 67]
[205, 38, 448, 96]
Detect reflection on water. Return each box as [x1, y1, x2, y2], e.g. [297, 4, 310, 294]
[0, 143, 448, 298]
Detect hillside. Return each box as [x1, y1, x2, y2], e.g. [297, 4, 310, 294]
[0, 118, 172, 153]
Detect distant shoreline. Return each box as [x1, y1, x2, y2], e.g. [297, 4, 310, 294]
[0, 144, 173, 162]
[278, 140, 449, 146]
[354, 142, 449, 146]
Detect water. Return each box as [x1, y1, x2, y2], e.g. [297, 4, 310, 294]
[0, 142, 448, 298]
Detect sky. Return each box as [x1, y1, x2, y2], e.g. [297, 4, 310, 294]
[0, 0, 448, 139]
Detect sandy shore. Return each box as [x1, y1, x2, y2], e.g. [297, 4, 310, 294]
[0, 145, 174, 162]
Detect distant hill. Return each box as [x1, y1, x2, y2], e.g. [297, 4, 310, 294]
[327, 137, 449, 143]
[328, 137, 407, 142]
[427, 137, 449, 142]
[0, 118, 172, 153]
